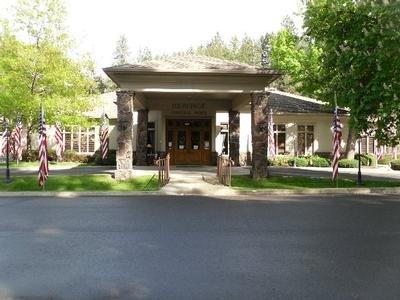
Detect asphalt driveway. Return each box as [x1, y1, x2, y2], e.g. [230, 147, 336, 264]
[1, 194, 400, 299]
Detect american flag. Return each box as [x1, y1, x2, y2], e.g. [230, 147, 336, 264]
[38, 106, 49, 187]
[375, 144, 383, 161]
[13, 119, 23, 162]
[267, 108, 276, 160]
[100, 115, 109, 160]
[54, 122, 64, 161]
[1, 127, 8, 156]
[331, 106, 342, 181]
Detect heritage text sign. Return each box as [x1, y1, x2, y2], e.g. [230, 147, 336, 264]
[171, 103, 207, 115]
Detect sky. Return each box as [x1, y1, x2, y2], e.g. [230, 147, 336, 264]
[0, 0, 303, 74]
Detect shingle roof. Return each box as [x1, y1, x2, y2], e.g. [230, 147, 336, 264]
[104, 55, 279, 75]
[269, 91, 348, 114]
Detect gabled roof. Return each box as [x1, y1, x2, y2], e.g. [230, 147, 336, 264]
[104, 55, 279, 75]
[269, 91, 349, 114]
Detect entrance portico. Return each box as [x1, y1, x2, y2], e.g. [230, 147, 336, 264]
[103, 56, 280, 180]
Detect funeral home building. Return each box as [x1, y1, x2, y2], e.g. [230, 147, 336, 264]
[101, 55, 351, 179]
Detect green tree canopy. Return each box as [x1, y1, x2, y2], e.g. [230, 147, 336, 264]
[304, 0, 400, 145]
[0, 0, 96, 148]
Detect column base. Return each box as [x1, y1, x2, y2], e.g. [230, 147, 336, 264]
[114, 169, 134, 180]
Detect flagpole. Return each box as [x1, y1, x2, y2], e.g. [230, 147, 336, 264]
[41, 99, 45, 191]
[3, 118, 11, 184]
[334, 93, 339, 188]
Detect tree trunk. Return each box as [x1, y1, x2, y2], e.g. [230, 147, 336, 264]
[26, 124, 33, 152]
[345, 126, 356, 159]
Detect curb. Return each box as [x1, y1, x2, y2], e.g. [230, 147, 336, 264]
[0, 187, 399, 198]
[234, 187, 400, 196]
[0, 191, 161, 198]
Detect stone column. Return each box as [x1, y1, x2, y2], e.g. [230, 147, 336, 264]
[136, 109, 148, 166]
[115, 91, 135, 180]
[251, 92, 269, 179]
[229, 110, 240, 166]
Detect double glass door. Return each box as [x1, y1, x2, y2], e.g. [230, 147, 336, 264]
[167, 119, 212, 165]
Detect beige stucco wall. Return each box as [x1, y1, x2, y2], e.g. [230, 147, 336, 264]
[107, 111, 350, 156]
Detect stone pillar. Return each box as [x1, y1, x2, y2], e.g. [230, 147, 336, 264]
[251, 92, 269, 179]
[136, 109, 148, 166]
[115, 91, 135, 180]
[229, 110, 240, 166]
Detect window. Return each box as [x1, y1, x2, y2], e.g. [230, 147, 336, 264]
[64, 126, 96, 153]
[297, 125, 314, 155]
[360, 135, 375, 154]
[273, 124, 286, 154]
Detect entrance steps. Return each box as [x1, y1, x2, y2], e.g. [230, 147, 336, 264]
[160, 166, 237, 196]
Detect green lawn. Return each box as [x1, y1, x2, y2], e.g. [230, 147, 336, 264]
[0, 175, 158, 191]
[232, 175, 400, 190]
[0, 161, 95, 168]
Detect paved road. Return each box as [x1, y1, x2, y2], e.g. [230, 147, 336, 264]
[1, 194, 400, 299]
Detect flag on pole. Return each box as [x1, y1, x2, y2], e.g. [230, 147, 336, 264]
[392, 146, 398, 160]
[54, 122, 64, 161]
[267, 108, 276, 160]
[38, 105, 49, 187]
[375, 144, 383, 161]
[100, 114, 109, 160]
[1, 128, 8, 156]
[13, 119, 23, 162]
[331, 106, 342, 181]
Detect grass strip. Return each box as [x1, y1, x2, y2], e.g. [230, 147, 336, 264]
[0, 175, 158, 192]
[232, 175, 400, 190]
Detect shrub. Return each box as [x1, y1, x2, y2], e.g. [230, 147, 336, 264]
[310, 156, 330, 167]
[378, 154, 392, 165]
[267, 155, 293, 167]
[390, 159, 400, 171]
[365, 153, 377, 167]
[338, 159, 358, 168]
[293, 157, 309, 167]
[22, 149, 38, 162]
[355, 154, 369, 166]
[63, 150, 90, 163]
[89, 149, 117, 166]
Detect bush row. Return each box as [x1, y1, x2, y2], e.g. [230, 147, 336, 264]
[267, 155, 331, 167]
[268, 154, 383, 169]
[390, 159, 400, 171]
[21, 149, 116, 165]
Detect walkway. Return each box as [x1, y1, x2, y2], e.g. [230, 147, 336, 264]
[160, 166, 242, 196]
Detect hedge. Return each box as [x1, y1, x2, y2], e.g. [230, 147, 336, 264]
[338, 159, 358, 168]
[21, 149, 116, 165]
[292, 157, 308, 167]
[267, 155, 293, 167]
[310, 156, 330, 167]
[355, 153, 377, 167]
[390, 159, 400, 171]
[268, 155, 331, 168]
[378, 154, 392, 165]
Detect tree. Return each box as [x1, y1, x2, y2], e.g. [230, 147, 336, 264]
[304, 0, 400, 147]
[137, 47, 153, 63]
[113, 34, 130, 65]
[269, 28, 323, 97]
[0, 0, 96, 150]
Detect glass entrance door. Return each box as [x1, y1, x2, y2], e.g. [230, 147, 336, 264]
[166, 119, 212, 165]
